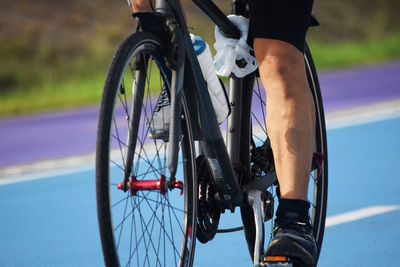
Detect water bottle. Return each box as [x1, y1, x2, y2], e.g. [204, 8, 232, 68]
[190, 34, 230, 124]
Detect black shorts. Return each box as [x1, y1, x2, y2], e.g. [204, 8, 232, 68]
[248, 0, 314, 52]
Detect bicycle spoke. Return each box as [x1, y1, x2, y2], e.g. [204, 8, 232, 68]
[111, 160, 125, 172]
[113, 117, 126, 170]
[168, 197, 178, 266]
[118, 79, 130, 116]
[116, 193, 130, 250]
[112, 194, 130, 208]
[135, 194, 186, 214]
[165, 197, 185, 234]
[141, 195, 182, 256]
[123, 193, 169, 264]
[128, 196, 135, 267]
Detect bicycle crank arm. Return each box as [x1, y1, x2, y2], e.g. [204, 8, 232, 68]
[242, 171, 277, 192]
[247, 190, 265, 267]
[243, 152, 324, 193]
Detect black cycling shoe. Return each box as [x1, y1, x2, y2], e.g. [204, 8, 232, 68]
[148, 87, 170, 141]
[265, 212, 317, 267]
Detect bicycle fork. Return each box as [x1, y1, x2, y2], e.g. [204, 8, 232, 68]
[165, 19, 185, 180]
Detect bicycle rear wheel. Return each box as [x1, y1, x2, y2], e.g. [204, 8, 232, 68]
[241, 42, 328, 264]
[96, 32, 197, 267]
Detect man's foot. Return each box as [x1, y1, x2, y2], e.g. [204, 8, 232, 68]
[148, 87, 170, 141]
[265, 212, 317, 267]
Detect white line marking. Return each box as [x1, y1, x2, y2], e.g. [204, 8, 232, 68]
[326, 205, 400, 227]
[1, 99, 400, 184]
[0, 146, 148, 185]
[325, 99, 400, 130]
[0, 153, 95, 185]
[0, 165, 95, 185]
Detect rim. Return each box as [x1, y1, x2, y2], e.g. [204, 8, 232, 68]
[98, 42, 195, 267]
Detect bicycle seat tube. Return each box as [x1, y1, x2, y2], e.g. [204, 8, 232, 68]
[226, 74, 255, 188]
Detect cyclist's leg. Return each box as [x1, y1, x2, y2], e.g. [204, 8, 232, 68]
[248, 0, 317, 265]
[129, 0, 154, 11]
[254, 38, 317, 266]
[254, 39, 315, 201]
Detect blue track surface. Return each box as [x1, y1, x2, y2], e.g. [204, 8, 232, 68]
[1, 116, 399, 266]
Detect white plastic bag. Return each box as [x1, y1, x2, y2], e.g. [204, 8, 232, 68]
[214, 15, 257, 78]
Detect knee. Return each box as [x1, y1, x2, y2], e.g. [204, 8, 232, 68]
[254, 39, 306, 97]
[255, 41, 303, 78]
[266, 56, 300, 80]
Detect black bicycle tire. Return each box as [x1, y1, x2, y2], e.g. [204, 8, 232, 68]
[304, 42, 328, 263]
[241, 42, 328, 265]
[96, 31, 197, 267]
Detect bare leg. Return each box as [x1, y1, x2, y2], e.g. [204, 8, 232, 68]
[254, 38, 315, 201]
[129, 0, 154, 11]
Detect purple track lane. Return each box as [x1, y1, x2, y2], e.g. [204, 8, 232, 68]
[0, 61, 400, 169]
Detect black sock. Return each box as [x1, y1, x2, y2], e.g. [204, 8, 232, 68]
[276, 198, 310, 222]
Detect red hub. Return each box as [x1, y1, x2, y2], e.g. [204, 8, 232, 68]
[117, 175, 183, 195]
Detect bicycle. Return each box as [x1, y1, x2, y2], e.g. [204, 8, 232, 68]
[95, 0, 328, 266]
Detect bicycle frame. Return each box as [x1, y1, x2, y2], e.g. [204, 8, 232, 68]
[133, 0, 261, 211]
[97, 1, 325, 266]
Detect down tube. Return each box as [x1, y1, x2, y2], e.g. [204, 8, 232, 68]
[182, 35, 243, 210]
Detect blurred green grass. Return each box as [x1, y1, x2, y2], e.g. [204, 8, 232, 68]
[0, 0, 399, 117]
[309, 31, 400, 69]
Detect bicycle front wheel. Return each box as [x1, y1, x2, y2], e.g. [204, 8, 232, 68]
[242, 42, 328, 264]
[96, 32, 197, 267]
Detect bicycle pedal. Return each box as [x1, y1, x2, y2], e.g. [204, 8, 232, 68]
[264, 256, 293, 267]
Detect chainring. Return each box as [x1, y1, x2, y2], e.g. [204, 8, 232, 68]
[195, 155, 221, 244]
